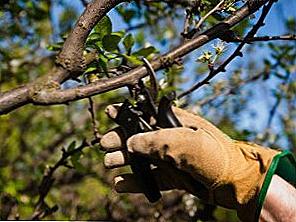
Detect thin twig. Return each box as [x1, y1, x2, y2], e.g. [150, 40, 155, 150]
[31, 140, 91, 220]
[266, 73, 291, 128]
[178, 0, 276, 99]
[88, 97, 102, 140]
[260, 72, 291, 146]
[197, 71, 266, 106]
[195, 0, 225, 31]
[142, 58, 158, 100]
[246, 34, 296, 42]
[182, 8, 194, 38]
[227, 34, 296, 43]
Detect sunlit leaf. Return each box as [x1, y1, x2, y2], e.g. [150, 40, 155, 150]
[95, 16, 112, 38]
[123, 33, 135, 52]
[67, 141, 76, 152]
[132, 46, 157, 57]
[123, 54, 143, 65]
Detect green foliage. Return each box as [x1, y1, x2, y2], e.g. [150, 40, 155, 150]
[123, 33, 135, 52]
[70, 151, 85, 172]
[83, 15, 158, 74]
[95, 16, 113, 37]
[116, 6, 138, 24]
[132, 46, 157, 57]
[102, 34, 122, 51]
[67, 141, 76, 152]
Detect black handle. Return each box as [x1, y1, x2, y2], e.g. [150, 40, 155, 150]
[157, 92, 182, 128]
[129, 154, 161, 202]
[115, 100, 161, 203]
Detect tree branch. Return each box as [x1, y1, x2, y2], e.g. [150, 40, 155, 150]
[245, 34, 296, 42]
[194, 0, 225, 31]
[197, 71, 266, 106]
[0, 0, 126, 115]
[0, 0, 273, 114]
[55, 0, 127, 82]
[88, 97, 102, 139]
[0, 85, 31, 114]
[178, 0, 276, 99]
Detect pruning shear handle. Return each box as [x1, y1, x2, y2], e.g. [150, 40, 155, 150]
[115, 100, 161, 203]
[157, 92, 182, 128]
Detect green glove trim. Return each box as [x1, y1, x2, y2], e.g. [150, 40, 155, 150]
[254, 150, 296, 221]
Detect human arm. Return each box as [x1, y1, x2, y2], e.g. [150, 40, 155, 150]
[260, 174, 296, 222]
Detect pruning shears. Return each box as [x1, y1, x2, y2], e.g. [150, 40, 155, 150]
[114, 58, 182, 203]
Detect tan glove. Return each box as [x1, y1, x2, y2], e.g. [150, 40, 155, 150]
[100, 105, 279, 221]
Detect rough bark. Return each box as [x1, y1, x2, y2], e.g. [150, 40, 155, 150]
[0, 0, 272, 114]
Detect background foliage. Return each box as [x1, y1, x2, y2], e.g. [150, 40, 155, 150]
[0, 0, 295, 221]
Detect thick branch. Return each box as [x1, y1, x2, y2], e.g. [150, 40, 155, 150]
[55, 0, 126, 82]
[29, 0, 271, 105]
[0, 86, 31, 113]
[0, 0, 125, 115]
[0, 0, 272, 113]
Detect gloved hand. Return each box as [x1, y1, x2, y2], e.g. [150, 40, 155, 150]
[100, 105, 279, 221]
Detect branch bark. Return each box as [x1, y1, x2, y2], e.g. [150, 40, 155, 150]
[55, 0, 126, 82]
[0, 0, 126, 115]
[178, 0, 276, 99]
[0, 0, 273, 114]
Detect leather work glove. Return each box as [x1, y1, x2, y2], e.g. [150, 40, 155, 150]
[100, 105, 280, 221]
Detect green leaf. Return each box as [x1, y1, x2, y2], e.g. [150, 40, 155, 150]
[123, 54, 143, 65]
[84, 66, 97, 74]
[132, 46, 157, 57]
[67, 141, 76, 152]
[98, 54, 108, 73]
[112, 30, 126, 38]
[117, 7, 136, 23]
[88, 33, 101, 41]
[135, 31, 145, 45]
[102, 34, 122, 51]
[70, 151, 84, 172]
[123, 34, 135, 52]
[95, 16, 112, 38]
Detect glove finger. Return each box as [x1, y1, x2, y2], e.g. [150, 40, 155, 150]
[104, 150, 129, 169]
[104, 103, 228, 144]
[105, 104, 122, 120]
[100, 127, 125, 151]
[127, 127, 230, 190]
[114, 168, 179, 193]
[114, 165, 207, 195]
[126, 128, 200, 162]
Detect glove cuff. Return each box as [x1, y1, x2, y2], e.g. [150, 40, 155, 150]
[254, 150, 296, 221]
